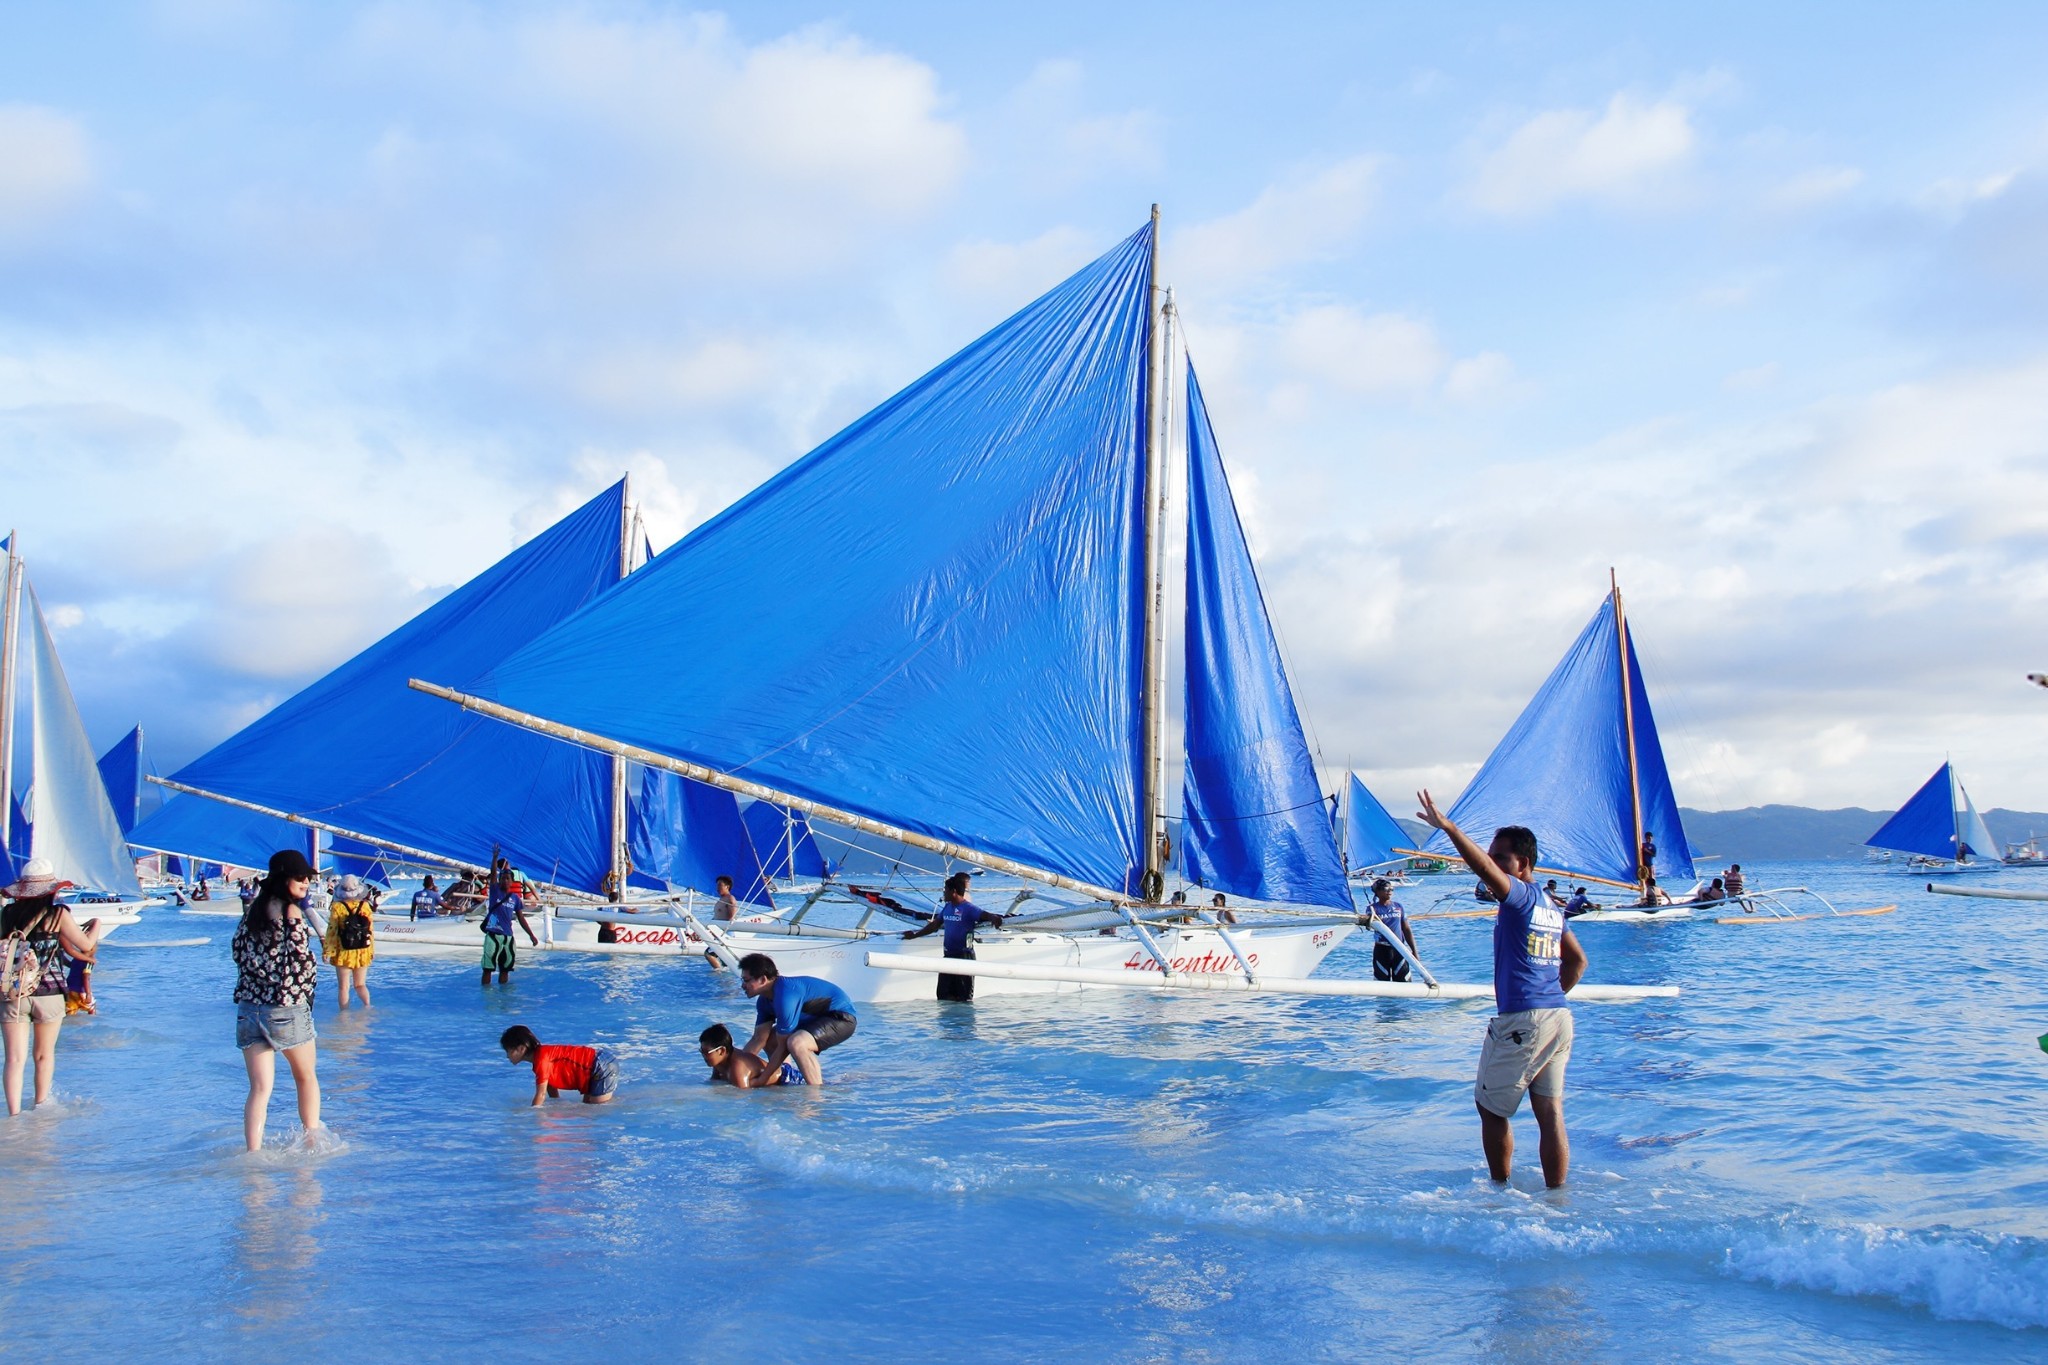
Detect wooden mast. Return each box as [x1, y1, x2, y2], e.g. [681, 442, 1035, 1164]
[1612, 569, 1646, 891]
[608, 476, 633, 900]
[1138, 204, 1168, 901]
[0, 532, 18, 869]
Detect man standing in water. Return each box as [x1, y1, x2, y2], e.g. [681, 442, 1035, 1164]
[1416, 791, 1587, 1189]
[902, 871, 1004, 1000]
[480, 868, 539, 985]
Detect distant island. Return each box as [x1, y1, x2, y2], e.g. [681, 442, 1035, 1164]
[1392, 807, 2048, 863]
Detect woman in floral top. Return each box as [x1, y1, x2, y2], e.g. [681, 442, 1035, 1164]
[233, 849, 323, 1151]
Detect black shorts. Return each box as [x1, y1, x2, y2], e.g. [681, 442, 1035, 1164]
[799, 1011, 857, 1052]
[1371, 940, 1411, 983]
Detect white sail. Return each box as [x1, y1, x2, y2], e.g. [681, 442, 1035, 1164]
[27, 586, 141, 896]
[1957, 780, 2002, 863]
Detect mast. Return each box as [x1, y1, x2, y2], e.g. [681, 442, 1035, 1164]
[1138, 204, 1168, 901]
[1611, 569, 1646, 889]
[609, 476, 633, 899]
[0, 534, 20, 868]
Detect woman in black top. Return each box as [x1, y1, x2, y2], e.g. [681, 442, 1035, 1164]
[2, 857, 102, 1116]
[233, 849, 323, 1151]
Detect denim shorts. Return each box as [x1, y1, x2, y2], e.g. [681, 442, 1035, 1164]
[586, 1046, 620, 1099]
[236, 1003, 316, 1053]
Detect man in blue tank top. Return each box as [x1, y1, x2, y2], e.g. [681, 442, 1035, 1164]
[1417, 791, 1588, 1189]
[902, 871, 1005, 1001]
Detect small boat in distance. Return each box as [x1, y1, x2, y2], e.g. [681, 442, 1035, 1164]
[1866, 761, 2003, 874]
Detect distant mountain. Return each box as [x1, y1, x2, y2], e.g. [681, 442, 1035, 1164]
[1680, 806, 2048, 862]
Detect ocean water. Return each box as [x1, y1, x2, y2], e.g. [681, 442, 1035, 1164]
[3, 860, 2043, 1361]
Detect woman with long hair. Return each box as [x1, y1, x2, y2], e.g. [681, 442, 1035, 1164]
[233, 849, 323, 1151]
[2, 858, 101, 1116]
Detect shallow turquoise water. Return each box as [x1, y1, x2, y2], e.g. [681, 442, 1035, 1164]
[4, 861, 2044, 1361]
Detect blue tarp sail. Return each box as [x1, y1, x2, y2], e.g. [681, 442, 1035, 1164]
[1178, 366, 1351, 910]
[163, 853, 185, 878]
[329, 834, 398, 886]
[742, 800, 827, 880]
[465, 225, 1157, 895]
[1344, 772, 1411, 873]
[1425, 594, 1695, 886]
[96, 726, 144, 836]
[626, 765, 772, 904]
[130, 793, 325, 874]
[1867, 762, 1998, 861]
[162, 483, 630, 893]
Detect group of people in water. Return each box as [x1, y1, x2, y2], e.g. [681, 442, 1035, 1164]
[14, 804, 1622, 1187]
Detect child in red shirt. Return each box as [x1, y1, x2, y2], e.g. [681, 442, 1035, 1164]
[499, 1025, 619, 1105]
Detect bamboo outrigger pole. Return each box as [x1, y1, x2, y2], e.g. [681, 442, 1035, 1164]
[144, 775, 468, 875]
[407, 679, 1136, 907]
[608, 475, 634, 902]
[1612, 569, 1646, 893]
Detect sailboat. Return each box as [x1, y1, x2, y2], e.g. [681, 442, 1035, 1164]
[0, 534, 153, 928]
[1866, 762, 2004, 873]
[412, 215, 1674, 1005]
[1342, 773, 1414, 879]
[1415, 576, 1702, 923]
[126, 482, 769, 955]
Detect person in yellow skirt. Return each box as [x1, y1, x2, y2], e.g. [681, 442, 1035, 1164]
[322, 875, 376, 1009]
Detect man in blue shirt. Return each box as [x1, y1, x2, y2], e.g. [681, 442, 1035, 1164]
[738, 953, 856, 1085]
[1362, 877, 1418, 982]
[480, 868, 539, 986]
[1417, 790, 1588, 1189]
[410, 875, 442, 920]
[1561, 886, 1593, 918]
[901, 871, 1005, 1001]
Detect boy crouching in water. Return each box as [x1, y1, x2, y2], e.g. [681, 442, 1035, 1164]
[698, 1023, 804, 1088]
[499, 1025, 619, 1106]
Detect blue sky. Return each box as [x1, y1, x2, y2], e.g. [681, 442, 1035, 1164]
[3, 0, 2047, 812]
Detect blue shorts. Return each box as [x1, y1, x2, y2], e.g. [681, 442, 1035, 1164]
[587, 1046, 620, 1099]
[237, 1003, 315, 1052]
[777, 1060, 805, 1086]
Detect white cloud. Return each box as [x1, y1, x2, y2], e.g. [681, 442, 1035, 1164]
[1443, 350, 1526, 404]
[1919, 168, 2019, 217]
[1001, 60, 1160, 186]
[1469, 93, 1694, 215]
[0, 105, 92, 240]
[1176, 156, 1381, 287]
[942, 227, 1098, 308]
[45, 604, 86, 630]
[1770, 165, 1864, 210]
[1281, 306, 1444, 395]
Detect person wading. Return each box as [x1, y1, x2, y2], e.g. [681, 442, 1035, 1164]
[233, 850, 324, 1151]
[1416, 791, 1587, 1189]
[2, 858, 102, 1116]
[322, 874, 376, 1009]
[902, 871, 1005, 1001]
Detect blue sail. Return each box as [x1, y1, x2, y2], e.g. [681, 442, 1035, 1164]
[1179, 366, 1351, 910]
[163, 853, 185, 878]
[1344, 773, 1410, 873]
[465, 225, 1156, 895]
[130, 792, 325, 874]
[1425, 594, 1695, 886]
[1867, 763, 1962, 860]
[626, 765, 772, 904]
[164, 483, 629, 893]
[330, 834, 400, 886]
[742, 800, 826, 880]
[96, 726, 144, 836]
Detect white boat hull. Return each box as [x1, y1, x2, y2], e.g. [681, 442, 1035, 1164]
[1570, 906, 1694, 924]
[363, 909, 713, 959]
[707, 922, 1357, 1004]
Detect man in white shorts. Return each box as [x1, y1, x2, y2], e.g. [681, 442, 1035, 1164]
[1417, 792, 1588, 1189]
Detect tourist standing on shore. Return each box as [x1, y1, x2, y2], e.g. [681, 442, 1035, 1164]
[233, 850, 323, 1151]
[2, 858, 102, 1116]
[1416, 792, 1586, 1189]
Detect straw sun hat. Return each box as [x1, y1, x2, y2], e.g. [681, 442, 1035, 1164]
[5, 857, 73, 900]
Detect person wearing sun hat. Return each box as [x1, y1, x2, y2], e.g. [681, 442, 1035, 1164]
[233, 849, 324, 1151]
[2, 857, 102, 1117]
[321, 873, 377, 1009]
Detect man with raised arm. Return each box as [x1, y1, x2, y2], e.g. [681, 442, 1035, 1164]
[1416, 790, 1588, 1189]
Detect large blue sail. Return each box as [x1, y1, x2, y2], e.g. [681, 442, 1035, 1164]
[164, 484, 629, 893]
[1179, 366, 1351, 910]
[1344, 772, 1410, 873]
[466, 226, 1157, 895]
[96, 727, 144, 835]
[129, 791, 324, 874]
[742, 800, 826, 880]
[626, 765, 772, 904]
[1866, 763, 1961, 860]
[1426, 594, 1695, 886]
